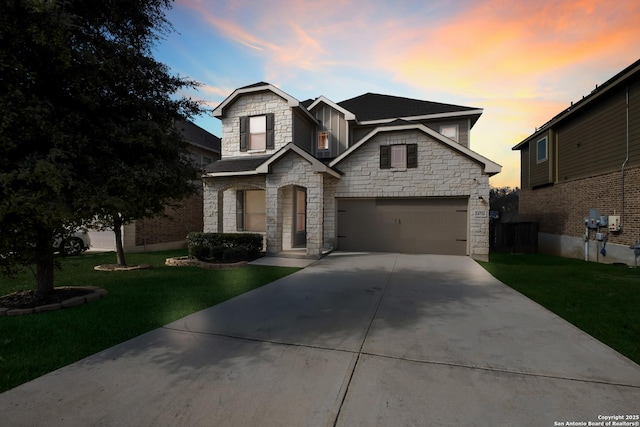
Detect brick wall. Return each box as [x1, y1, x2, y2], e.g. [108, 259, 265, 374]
[134, 192, 203, 247]
[519, 166, 640, 247]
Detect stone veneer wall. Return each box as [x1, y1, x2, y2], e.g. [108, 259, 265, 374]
[327, 130, 491, 259]
[221, 92, 292, 157]
[267, 152, 324, 257]
[203, 175, 266, 234]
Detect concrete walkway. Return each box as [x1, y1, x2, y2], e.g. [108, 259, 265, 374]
[1, 253, 639, 426]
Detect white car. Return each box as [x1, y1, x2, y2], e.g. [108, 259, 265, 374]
[54, 230, 91, 256]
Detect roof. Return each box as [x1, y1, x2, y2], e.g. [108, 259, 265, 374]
[513, 58, 640, 150]
[337, 93, 482, 124]
[176, 120, 220, 153]
[204, 155, 271, 174]
[203, 144, 341, 179]
[213, 83, 317, 125]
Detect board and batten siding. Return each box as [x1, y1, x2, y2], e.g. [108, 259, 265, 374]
[292, 109, 314, 153]
[528, 129, 553, 187]
[557, 82, 639, 182]
[312, 103, 348, 158]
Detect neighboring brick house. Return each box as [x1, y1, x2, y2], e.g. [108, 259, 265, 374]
[513, 58, 640, 264]
[203, 83, 500, 261]
[89, 120, 221, 251]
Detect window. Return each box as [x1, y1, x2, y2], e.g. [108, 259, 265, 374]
[296, 189, 306, 232]
[440, 125, 459, 142]
[390, 145, 407, 168]
[240, 114, 274, 152]
[537, 137, 548, 163]
[202, 156, 212, 166]
[236, 190, 266, 232]
[380, 144, 418, 169]
[318, 132, 329, 151]
[249, 116, 266, 150]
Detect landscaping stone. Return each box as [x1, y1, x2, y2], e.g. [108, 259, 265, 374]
[35, 303, 62, 313]
[7, 308, 35, 316]
[61, 296, 87, 308]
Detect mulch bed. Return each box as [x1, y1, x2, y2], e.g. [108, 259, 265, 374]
[0, 287, 92, 310]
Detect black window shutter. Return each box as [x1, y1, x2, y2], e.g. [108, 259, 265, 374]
[236, 190, 245, 231]
[239, 117, 248, 152]
[407, 144, 418, 168]
[266, 113, 275, 149]
[380, 145, 390, 169]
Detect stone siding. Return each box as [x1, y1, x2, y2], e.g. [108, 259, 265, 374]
[330, 130, 490, 258]
[221, 92, 292, 157]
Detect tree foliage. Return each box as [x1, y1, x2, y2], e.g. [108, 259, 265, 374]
[0, 0, 203, 294]
[489, 187, 520, 222]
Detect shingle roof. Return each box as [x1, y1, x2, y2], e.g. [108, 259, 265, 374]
[176, 120, 220, 153]
[337, 93, 479, 122]
[204, 155, 271, 173]
[238, 82, 270, 90]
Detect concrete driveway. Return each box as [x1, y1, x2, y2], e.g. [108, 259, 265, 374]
[1, 253, 639, 426]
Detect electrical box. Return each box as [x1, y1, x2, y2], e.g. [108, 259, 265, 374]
[599, 216, 608, 227]
[609, 215, 621, 232]
[588, 208, 600, 229]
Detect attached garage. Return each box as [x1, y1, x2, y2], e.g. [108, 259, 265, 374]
[336, 198, 468, 255]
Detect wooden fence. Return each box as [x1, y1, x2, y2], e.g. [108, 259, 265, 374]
[490, 222, 539, 254]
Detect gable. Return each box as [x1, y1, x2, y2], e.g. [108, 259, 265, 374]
[330, 124, 500, 175]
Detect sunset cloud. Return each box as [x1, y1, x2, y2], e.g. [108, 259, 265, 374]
[163, 0, 640, 187]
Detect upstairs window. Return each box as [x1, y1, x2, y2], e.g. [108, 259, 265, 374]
[390, 145, 407, 168]
[380, 144, 418, 169]
[537, 137, 548, 163]
[440, 125, 459, 142]
[318, 132, 329, 151]
[240, 114, 274, 152]
[249, 116, 266, 150]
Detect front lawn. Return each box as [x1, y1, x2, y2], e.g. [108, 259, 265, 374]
[479, 253, 640, 365]
[0, 250, 299, 393]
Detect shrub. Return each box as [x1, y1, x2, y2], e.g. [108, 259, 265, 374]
[186, 232, 263, 262]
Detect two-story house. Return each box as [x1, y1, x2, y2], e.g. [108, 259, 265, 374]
[513, 58, 640, 264]
[204, 83, 501, 261]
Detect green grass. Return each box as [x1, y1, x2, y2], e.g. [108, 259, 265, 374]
[479, 253, 640, 365]
[0, 250, 299, 393]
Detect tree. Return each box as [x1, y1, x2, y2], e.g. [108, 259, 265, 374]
[0, 0, 202, 296]
[489, 187, 520, 222]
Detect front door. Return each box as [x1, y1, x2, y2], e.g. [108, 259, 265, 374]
[293, 187, 307, 248]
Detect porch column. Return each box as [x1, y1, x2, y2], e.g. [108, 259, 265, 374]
[203, 179, 220, 233]
[306, 173, 323, 257]
[265, 184, 281, 254]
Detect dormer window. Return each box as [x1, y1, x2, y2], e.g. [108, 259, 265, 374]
[240, 113, 275, 152]
[440, 125, 459, 142]
[318, 132, 329, 151]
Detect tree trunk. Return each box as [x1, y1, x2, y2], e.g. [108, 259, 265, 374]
[113, 215, 127, 267]
[34, 230, 55, 298]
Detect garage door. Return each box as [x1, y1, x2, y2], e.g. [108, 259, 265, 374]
[337, 198, 468, 255]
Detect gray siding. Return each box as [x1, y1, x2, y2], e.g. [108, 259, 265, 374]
[422, 118, 470, 147]
[293, 109, 314, 153]
[312, 104, 347, 158]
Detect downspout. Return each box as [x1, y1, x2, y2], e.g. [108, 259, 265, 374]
[621, 86, 629, 230]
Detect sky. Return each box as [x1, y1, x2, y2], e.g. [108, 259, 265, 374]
[153, 0, 640, 188]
